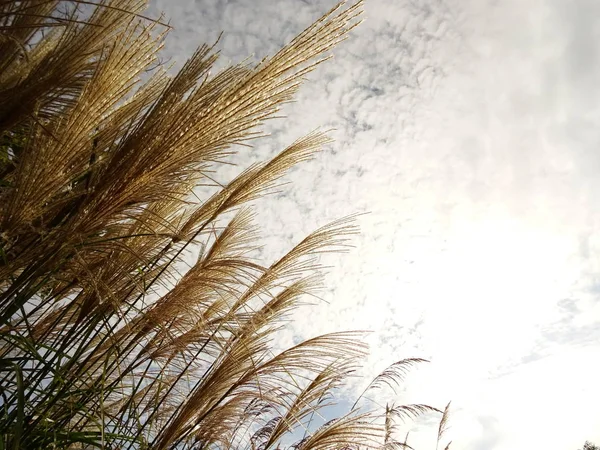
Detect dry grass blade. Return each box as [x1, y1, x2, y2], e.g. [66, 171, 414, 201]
[295, 412, 383, 450]
[389, 404, 442, 422]
[436, 401, 452, 450]
[369, 358, 429, 393]
[383, 403, 441, 450]
[261, 360, 359, 448]
[351, 358, 428, 410]
[0, 1, 446, 449]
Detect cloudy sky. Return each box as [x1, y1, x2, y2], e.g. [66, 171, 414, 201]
[147, 1, 600, 448]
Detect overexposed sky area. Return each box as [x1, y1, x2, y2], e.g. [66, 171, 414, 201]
[147, 1, 600, 448]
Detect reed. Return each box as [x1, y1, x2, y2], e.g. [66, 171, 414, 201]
[0, 1, 449, 448]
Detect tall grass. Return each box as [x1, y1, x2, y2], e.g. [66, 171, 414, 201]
[0, 1, 449, 449]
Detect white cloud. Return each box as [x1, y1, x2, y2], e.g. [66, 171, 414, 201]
[149, 0, 600, 448]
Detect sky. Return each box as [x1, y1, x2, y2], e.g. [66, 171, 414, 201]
[147, 1, 600, 449]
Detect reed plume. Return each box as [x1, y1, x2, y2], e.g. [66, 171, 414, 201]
[0, 1, 447, 448]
